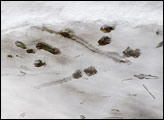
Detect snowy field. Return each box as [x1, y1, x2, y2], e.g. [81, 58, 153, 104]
[1, 1, 163, 119]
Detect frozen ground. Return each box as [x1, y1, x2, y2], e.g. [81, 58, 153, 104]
[1, 1, 163, 119]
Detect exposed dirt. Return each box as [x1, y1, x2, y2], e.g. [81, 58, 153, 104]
[26, 49, 35, 54]
[36, 42, 61, 55]
[156, 41, 163, 48]
[34, 60, 46, 67]
[123, 47, 141, 58]
[100, 25, 115, 33]
[98, 36, 111, 46]
[7, 55, 13, 58]
[84, 66, 97, 76]
[34, 26, 131, 64]
[72, 70, 82, 79]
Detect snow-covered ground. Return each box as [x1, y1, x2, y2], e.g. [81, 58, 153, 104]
[1, 1, 163, 119]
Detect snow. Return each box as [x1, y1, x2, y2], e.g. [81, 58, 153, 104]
[1, 1, 163, 119]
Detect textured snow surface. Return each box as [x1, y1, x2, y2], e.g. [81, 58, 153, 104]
[1, 1, 163, 119]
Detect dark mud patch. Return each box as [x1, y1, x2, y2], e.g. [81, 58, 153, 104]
[7, 55, 13, 58]
[84, 66, 97, 76]
[26, 49, 35, 54]
[36, 42, 60, 55]
[123, 47, 141, 58]
[156, 41, 163, 48]
[72, 70, 82, 79]
[34, 60, 46, 67]
[156, 30, 163, 35]
[59, 28, 74, 39]
[98, 36, 111, 46]
[100, 25, 115, 33]
[15, 41, 27, 49]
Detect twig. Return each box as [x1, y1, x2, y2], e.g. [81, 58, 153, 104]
[143, 84, 156, 99]
[35, 76, 72, 89]
[122, 78, 134, 81]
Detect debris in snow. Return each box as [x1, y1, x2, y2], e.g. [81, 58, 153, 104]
[156, 41, 163, 48]
[123, 47, 141, 58]
[100, 25, 115, 33]
[20, 71, 26, 75]
[36, 42, 61, 55]
[80, 115, 86, 119]
[26, 49, 35, 53]
[122, 78, 134, 81]
[84, 66, 97, 76]
[112, 109, 120, 112]
[34, 26, 130, 64]
[156, 31, 160, 35]
[34, 60, 46, 67]
[72, 70, 82, 79]
[134, 74, 158, 79]
[143, 84, 156, 99]
[20, 112, 26, 118]
[35, 76, 72, 89]
[98, 36, 111, 46]
[15, 41, 27, 49]
[16, 55, 23, 58]
[59, 30, 73, 39]
[7, 55, 13, 58]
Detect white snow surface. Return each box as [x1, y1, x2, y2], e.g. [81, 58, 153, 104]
[1, 1, 163, 119]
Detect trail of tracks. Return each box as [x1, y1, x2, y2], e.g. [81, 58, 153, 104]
[33, 26, 131, 64]
[35, 76, 72, 89]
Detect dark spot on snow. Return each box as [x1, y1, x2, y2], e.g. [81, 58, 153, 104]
[15, 41, 26, 49]
[98, 36, 111, 46]
[34, 60, 46, 67]
[26, 49, 35, 54]
[59, 31, 73, 39]
[20, 112, 26, 118]
[72, 70, 82, 79]
[80, 115, 86, 119]
[84, 66, 97, 76]
[59, 28, 74, 39]
[36, 42, 60, 55]
[100, 25, 115, 33]
[7, 55, 13, 58]
[156, 41, 163, 48]
[16, 55, 23, 58]
[20, 71, 26, 75]
[123, 47, 141, 58]
[134, 74, 158, 79]
[112, 109, 120, 112]
[156, 31, 160, 35]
